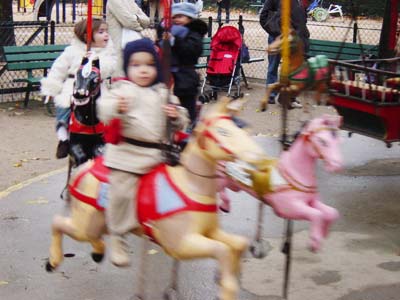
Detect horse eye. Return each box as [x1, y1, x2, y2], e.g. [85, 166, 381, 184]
[216, 127, 230, 137]
[318, 137, 328, 147]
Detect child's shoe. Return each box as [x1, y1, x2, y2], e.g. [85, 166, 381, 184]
[56, 140, 69, 159]
[110, 235, 130, 267]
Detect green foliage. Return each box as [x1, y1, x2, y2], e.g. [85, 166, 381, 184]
[203, 0, 252, 10]
[333, 0, 385, 17]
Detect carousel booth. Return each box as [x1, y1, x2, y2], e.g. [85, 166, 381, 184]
[328, 0, 400, 147]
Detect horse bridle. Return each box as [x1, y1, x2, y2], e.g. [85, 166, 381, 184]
[302, 126, 338, 161]
[279, 126, 338, 193]
[197, 115, 234, 156]
[181, 115, 234, 179]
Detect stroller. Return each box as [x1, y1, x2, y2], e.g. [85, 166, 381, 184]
[199, 26, 244, 102]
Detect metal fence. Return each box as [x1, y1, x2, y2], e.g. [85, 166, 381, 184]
[1, 10, 383, 103]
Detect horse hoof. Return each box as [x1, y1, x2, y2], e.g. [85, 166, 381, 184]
[45, 260, 55, 272]
[219, 206, 230, 214]
[91, 252, 104, 263]
[249, 240, 271, 259]
[130, 295, 144, 300]
[163, 287, 179, 300]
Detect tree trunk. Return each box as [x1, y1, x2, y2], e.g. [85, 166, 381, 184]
[0, 0, 16, 60]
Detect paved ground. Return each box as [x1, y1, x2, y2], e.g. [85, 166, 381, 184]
[0, 83, 399, 300]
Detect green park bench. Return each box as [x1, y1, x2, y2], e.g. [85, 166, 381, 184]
[3, 44, 67, 108]
[308, 39, 379, 61]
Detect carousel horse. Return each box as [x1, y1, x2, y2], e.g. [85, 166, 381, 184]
[69, 56, 105, 166]
[218, 114, 343, 252]
[260, 33, 330, 111]
[46, 98, 270, 300]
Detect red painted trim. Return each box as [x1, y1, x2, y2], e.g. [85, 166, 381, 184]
[69, 112, 105, 134]
[69, 165, 105, 211]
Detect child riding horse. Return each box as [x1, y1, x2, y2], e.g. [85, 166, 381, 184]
[46, 98, 270, 300]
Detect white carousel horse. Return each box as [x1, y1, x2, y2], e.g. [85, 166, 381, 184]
[46, 98, 270, 300]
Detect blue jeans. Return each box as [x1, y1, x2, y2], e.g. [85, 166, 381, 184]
[55, 106, 71, 130]
[266, 35, 280, 98]
[217, 2, 230, 24]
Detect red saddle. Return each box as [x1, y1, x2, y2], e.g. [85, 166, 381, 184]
[69, 157, 217, 240]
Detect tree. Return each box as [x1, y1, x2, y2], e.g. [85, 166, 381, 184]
[0, 0, 16, 60]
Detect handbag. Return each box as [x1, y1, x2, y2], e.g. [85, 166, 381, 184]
[121, 28, 142, 49]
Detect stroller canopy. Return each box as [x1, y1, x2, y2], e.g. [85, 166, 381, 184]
[211, 26, 242, 52]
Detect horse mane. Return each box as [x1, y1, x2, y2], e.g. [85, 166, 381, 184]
[290, 120, 309, 146]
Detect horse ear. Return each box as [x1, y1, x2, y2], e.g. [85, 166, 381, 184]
[213, 96, 231, 114]
[226, 98, 247, 115]
[321, 114, 342, 128]
[336, 116, 343, 128]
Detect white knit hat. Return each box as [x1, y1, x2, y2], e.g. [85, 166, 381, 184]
[172, 2, 198, 19]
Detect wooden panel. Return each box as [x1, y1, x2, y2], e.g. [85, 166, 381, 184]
[5, 52, 62, 62]
[6, 61, 54, 71]
[3, 44, 67, 54]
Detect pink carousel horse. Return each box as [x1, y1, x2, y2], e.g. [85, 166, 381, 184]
[218, 114, 343, 252]
[46, 98, 269, 300]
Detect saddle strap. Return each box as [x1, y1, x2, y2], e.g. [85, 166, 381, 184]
[123, 137, 165, 150]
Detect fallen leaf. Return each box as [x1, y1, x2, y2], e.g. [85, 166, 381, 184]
[13, 162, 22, 167]
[0, 281, 9, 285]
[26, 197, 48, 205]
[30, 157, 40, 160]
[22, 159, 28, 162]
[147, 249, 158, 255]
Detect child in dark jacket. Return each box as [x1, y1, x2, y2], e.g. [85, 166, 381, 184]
[158, 2, 208, 126]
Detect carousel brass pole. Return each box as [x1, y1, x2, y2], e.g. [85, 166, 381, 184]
[280, 0, 293, 299]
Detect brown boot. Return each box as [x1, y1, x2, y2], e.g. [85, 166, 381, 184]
[109, 235, 130, 267]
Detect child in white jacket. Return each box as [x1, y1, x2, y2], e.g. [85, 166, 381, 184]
[41, 19, 117, 158]
[97, 38, 188, 267]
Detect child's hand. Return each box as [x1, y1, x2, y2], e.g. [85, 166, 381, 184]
[163, 104, 178, 119]
[118, 97, 129, 114]
[162, 32, 172, 40]
[85, 51, 98, 59]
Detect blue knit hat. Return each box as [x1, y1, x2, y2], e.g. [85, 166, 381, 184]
[123, 38, 162, 84]
[172, 2, 198, 19]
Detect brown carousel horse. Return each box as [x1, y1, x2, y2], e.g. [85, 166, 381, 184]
[260, 33, 330, 111]
[46, 98, 270, 300]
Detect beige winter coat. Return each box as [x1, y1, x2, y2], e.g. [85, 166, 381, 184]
[97, 80, 189, 174]
[106, 0, 150, 77]
[40, 38, 117, 108]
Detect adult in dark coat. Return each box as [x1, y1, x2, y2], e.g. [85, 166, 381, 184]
[259, 0, 310, 106]
[217, 0, 231, 24]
